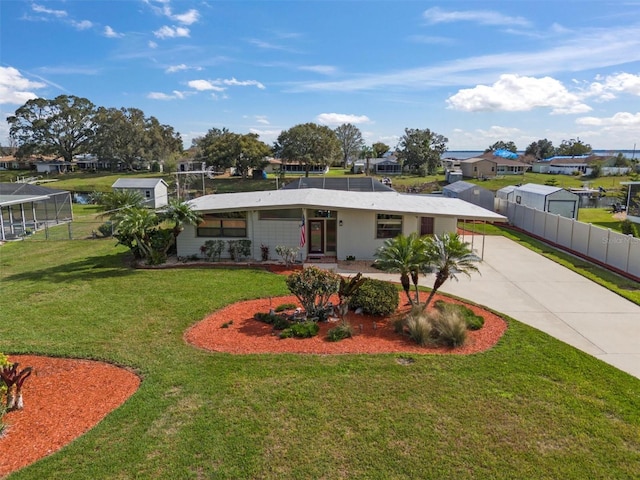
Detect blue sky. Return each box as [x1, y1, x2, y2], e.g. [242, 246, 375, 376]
[1, 0, 640, 152]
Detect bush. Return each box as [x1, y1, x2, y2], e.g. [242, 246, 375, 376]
[254, 312, 278, 324]
[621, 220, 639, 237]
[280, 321, 319, 339]
[404, 313, 434, 346]
[275, 245, 299, 266]
[97, 222, 113, 238]
[434, 300, 485, 330]
[430, 310, 467, 347]
[228, 239, 251, 261]
[327, 322, 353, 342]
[285, 266, 340, 318]
[350, 278, 399, 316]
[0, 353, 9, 435]
[275, 303, 297, 312]
[202, 240, 225, 261]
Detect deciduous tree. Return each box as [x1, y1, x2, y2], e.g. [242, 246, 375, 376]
[486, 141, 517, 153]
[525, 139, 555, 160]
[396, 128, 448, 175]
[275, 123, 341, 177]
[8, 95, 96, 162]
[334, 123, 364, 167]
[556, 138, 592, 156]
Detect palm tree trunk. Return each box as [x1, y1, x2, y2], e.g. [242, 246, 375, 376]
[401, 273, 413, 305]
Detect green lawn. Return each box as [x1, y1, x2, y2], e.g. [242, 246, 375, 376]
[1, 238, 639, 479]
[577, 207, 625, 231]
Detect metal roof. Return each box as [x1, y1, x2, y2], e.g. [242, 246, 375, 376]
[187, 188, 507, 222]
[0, 182, 68, 195]
[112, 178, 168, 188]
[281, 177, 394, 192]
[442, 180, 480, 194]
[0, 194, 50, 207]
[514, 183, 563, 195]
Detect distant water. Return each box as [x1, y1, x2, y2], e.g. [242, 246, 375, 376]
[445, 149, 637, 159]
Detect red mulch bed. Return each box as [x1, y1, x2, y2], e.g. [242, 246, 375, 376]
[1, 289, 507, 477]
[185, 294, 508, 355]
[0, 356, 140, 477]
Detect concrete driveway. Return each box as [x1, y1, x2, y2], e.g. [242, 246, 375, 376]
[339, 236, 640, 379]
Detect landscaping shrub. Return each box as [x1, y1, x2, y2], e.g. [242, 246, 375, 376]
[285, 266, 341, 318]
[430, 310, 467, 347]
[0, 353, 9, 436]
[280, 321, 319, 339]
[275, 303, 297, 312]
[228, 239, 251, 261]
[272, 316, 292, 331]
[350, 278, 399, 316]
[97, 222, 113, 238]
[254, 312, 278, 324]
[434, 300, 485, 330]
[327, 322, 353, 342]
[202, 240, 225, 261]
[275, 245, 300, 266]
[404, 313, 434, 347]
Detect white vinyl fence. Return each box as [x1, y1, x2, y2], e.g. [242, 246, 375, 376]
[495, 198, 640, 279]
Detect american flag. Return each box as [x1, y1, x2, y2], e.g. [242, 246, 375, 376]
[299, 214, 306, 248]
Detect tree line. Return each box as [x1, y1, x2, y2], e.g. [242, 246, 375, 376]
[8, 94, 620, 178]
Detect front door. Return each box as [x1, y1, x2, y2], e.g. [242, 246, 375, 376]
[309, 220, 324, 254]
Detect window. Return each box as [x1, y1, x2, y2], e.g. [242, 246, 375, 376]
[145, 190, 151, 198]
[259, 208, 302, 220]
[197, 212, 247, 237]
[376, 214, 402, 239]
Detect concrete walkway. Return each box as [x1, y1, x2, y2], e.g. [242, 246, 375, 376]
[337, 236, 640, 380]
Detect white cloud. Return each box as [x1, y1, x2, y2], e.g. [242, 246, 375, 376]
[173, 9, 199, 25]
[299, 65, 337, 75]
[32, 3, 67, 18]
[147, 90, 188, 100]
[188, 80, 225, 92]
[422, 7, 530, 27]
[148, 41, 158, 49]
[166, 64, 188, 73]
[72, 20, 93, 30]
[154, 25, 190, 39]
[447, 74, 591, 114]
[254, 115, 270, 125]
[222, 78, 265, 89]
[586, 73, 640, 100]
[0, 67, 46, 105]
[104, 26, 123, 38]
[576, 112, 640, 127]
[316, 113, 372, 125]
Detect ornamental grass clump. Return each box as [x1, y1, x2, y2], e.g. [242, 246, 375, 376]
[402, 307, 468, 348]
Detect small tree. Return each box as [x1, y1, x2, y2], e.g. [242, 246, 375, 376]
[1, 362, 33, 411]
[285, 266, 341, 319]
[422, 233, 481, 310]
[374, 233, 426, 305]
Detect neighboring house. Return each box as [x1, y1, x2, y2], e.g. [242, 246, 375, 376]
[532, 155, 630, 176]
[177, 188, 506, 262]
[35, 161, 72, 174]
[268, 159, 329, 175]
[111, 178, 169, 208]
[460, 157, 497, 179]
[495, 158, 530, 175]
[621, 181, 640, 224]
[0, 183, 73, 241]
[442, 181, 495, 211]
[352, 157, 402, 175]
[511, 183, 580, 219]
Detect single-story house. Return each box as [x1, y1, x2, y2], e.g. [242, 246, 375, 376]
[460, 158, 497, 179]
[495, 158, 530, 175]
[111, 178, 169, 208]
[35, 161, 73, 174]
[442, 181, 495, 211]
[352, 157, 402, 175]
[512, 183, 580, 219]
[265, 159, 329, 175]
[532, 155, 631, 176]
[621, 181, 640, 224]
[177, 188, 506, 262]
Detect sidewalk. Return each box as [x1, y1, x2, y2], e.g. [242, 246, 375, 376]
[337, 236, 640, 380]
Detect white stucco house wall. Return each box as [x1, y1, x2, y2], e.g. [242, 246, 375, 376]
[111, 178, 169, 208]
[177, 188, 506, 262]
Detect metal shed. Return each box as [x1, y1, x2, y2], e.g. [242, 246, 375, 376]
[442, 181, 495, 211]
[512, 183, 579, 219]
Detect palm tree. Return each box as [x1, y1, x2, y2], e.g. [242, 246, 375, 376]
[159, 199, 203, 246]
[113, 207, 159, 260]
[374, 233, 426, 305]
[98, 190, 145, 219]
[422, 233, 481, 310]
